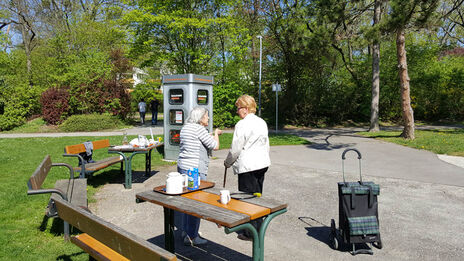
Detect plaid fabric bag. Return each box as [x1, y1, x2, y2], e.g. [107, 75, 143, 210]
[341, 182, 380, 195]
[348, 216, 379, 236]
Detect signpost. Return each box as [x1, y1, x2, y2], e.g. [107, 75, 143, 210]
[272, 83, 281, 132]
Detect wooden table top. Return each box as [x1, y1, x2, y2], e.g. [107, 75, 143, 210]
[136, 187, 287, 228]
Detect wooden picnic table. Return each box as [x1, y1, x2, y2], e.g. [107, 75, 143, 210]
[108, 143, 163, 189]
[136, 187, 287, 261]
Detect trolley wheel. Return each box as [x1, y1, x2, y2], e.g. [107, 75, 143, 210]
[372, 234, 382, 249]
[329, 219, 339, 250]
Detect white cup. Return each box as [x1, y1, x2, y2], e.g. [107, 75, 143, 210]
[220, 190, 231, 204]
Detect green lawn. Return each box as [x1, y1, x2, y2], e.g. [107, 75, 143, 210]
[0, 133, 307, 260]
[358, 128, 464, 156]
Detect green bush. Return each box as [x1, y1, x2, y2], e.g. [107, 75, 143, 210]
[59, 113, 126, 132]
[213, 83, 244, 127]
[0, 85, 42, 131]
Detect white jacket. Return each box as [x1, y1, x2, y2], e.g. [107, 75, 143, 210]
[225, 113, 271, 174]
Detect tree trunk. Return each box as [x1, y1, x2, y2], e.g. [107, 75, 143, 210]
[395, 28, 415, 139]
[19, 21, 33, 87]
[369, 0, 381, 132]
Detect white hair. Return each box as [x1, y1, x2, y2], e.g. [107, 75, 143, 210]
[186, 107, 208, 124]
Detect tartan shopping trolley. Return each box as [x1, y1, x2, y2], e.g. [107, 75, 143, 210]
[329, 148, 383, 255]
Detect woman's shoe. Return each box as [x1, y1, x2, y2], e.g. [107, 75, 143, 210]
[237, 234, 253, 241]
[184, 235, 208, 246]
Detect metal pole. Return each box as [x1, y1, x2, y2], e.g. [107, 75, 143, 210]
[276, 89, 278, 132]
[257, 35, 262, 117]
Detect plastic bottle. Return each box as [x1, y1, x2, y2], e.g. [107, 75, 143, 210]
[194, 168, 200, 188]
[122, 131, 128, 145]
[187, 169, 195, 190]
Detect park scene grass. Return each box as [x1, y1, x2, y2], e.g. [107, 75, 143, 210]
[358, 128, 464, 157]
[0, 133, 308, 260]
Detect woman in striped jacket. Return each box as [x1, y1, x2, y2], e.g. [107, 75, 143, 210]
[177, 106, 222, 246]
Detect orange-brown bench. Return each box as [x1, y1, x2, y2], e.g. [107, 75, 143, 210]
[64, 139, 125, 179]
[52, 196, 177, 261]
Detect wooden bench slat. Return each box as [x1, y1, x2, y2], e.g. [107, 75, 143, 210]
[73, 156, 122, 172]
[72, 233, 129, 261]
[65, 139, 111, 154]
[54, 197, 177, 261]
[65, 143, 86, 155]
[92, 139, 111, 150]
[28, 155, 53, 190]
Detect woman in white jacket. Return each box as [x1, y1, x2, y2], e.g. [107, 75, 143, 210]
[224, 94, 270, 241]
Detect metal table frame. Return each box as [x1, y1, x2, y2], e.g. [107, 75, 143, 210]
[136, 190, 287, 261]
[109, 144, 161, 189]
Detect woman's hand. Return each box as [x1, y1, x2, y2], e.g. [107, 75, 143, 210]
[215, 128, 223, 136]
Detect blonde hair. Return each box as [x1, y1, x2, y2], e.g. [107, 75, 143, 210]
[235, 95, 257, 114]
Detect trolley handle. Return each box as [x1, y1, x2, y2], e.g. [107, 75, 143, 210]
[341, 148, 363, 184]
[342, 148, 362, 160]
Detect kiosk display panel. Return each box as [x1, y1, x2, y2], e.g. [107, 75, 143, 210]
[169, 130, 181, 145]
[169, 109, 184, 125]
[197, 90, 208, 105]
[169, 89, 184, 105]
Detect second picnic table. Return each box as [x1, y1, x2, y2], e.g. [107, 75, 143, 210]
[136, 186, 287, 261]
[108, 143, 163, 189]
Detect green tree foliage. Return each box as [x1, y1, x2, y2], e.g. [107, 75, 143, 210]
[1, 0, 464, 131]
[0, 2, 132, 129]
[124, 0, 252, 126]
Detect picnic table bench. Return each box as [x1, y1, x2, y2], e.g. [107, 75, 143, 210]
[52, 196, 177, 261]
[64, 139, 126, 179]
[27, 155, 88, 238]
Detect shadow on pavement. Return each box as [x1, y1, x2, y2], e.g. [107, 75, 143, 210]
[299, 216, 377, 255]
[147, 234, 251, 261]
[86, 169, 160, 188]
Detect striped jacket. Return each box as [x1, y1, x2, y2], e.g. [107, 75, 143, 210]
[177, 123, 217, 174]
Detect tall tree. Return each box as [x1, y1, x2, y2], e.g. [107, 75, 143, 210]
[384, 0, 440, 139]
[369, 0, 382, 132]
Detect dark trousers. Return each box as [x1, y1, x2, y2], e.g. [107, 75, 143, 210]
[238, 167, 268, 237]
[139, 111, 146, 124]
[151, 110, 158, 125]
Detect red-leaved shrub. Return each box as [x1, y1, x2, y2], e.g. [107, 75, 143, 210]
[68, 49, 132, 119]
[40, 87, 70, 125]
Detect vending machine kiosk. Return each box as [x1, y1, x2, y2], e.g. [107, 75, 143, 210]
[162, 74, 214, 160]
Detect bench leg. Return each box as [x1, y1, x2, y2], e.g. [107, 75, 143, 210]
[145, 150, 152, 176]
[258, 208, 287, 260]
[64, 221, 70, 241]
[163, 207, 175, 253]
[224, 208, 287, 261]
